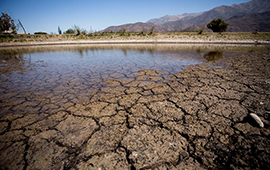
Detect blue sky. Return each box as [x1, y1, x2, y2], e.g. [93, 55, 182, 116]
[1, 0, 250, 34]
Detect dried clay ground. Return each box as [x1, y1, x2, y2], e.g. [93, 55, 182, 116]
[0, 35, 270, 169]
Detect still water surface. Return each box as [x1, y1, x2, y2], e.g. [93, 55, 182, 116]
[0, 44, 265, 115]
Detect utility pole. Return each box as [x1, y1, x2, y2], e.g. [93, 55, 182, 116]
[18, 19, 26, 34]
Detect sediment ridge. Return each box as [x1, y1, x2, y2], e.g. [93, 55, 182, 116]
[0, 39, 270, 48]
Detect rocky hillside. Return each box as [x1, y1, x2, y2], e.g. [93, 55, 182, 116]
[102, 0, 270, 33]
[184, 10, 270, 32]
[103, 22, 162, 33]
[226, 10, 270, 32]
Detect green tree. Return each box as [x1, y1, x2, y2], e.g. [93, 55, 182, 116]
[0, 13, 16, 32]
[58, 26, 62, 34]
[207, 18, 228, 33]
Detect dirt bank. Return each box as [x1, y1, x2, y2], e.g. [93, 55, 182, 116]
[0, 39, 270, 48]
[1, 32, 270, 47]
[0, 48, 270, 169]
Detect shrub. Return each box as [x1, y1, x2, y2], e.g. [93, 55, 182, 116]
[76, 29, 81, 35]
[81, 29, 87, 35]
[101, 32, 105, 36]
[149, 26, 155, 35]
[119, 28, 126, 36]
[65, 29, 75, 34]
[198, 28, 204, 34]
[138, 30, 145, 36]
[34, 32, 47, 34]
[253, 29, 258, 34]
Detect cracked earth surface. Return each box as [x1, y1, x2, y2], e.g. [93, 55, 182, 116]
[0, 47, 270, 170]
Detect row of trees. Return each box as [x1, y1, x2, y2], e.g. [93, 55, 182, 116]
[1, 12, 229, 34]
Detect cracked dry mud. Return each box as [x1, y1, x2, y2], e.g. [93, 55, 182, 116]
[0, 49, 270, 170]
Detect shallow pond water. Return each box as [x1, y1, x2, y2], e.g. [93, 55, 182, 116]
[0, 44, 267, 116]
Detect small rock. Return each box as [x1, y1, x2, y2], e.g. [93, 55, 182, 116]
[250, 113, 264, 128]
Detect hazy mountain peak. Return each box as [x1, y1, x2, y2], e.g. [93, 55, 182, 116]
[146, 15, 185, 25]
[147, 12, 203, 25]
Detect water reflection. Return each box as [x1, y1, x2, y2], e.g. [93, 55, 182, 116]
[122, 49, 127, 56]
[0, 44, 267, 78]
[0, 44, 267, 56]
[77, 48, 84, 57]
[203, 51, 223, 62]
[0, 52, 33, 76]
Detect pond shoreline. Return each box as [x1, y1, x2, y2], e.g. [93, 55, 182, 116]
[0, 39, 270, 47]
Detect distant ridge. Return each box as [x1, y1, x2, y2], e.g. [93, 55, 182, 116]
[102, 22, 162, 33]
[226, 10, 270, 32]
[102, 0, 270, 32]
[183, 11, 270, 32]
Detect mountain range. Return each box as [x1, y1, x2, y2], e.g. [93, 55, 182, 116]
[103, 0, 270, 33]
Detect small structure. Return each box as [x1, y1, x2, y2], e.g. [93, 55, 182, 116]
[17, 32, 30, 35]
[2, 30, 16, 34]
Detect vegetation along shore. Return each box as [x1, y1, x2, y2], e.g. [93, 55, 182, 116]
[0, 32, 270, 47]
